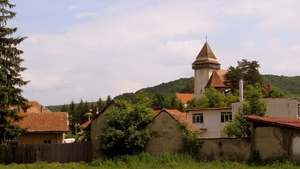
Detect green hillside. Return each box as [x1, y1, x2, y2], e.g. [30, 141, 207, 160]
[114, 74, 300, 102]
[262, 74, 300, 95]
[46, 74, 300, 111]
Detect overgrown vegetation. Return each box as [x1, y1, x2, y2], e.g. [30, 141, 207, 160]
[98, 100, 155, 156]
[222, 84, 268, 137]
[180, 123, 203, 156]
[1, 153, 299, 169]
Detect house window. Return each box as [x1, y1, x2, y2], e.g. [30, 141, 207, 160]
[192, 113, 203, 123]
[221, 112, 232, 123]
[44, 140, 51, 144]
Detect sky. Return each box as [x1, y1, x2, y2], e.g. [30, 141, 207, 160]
[8, 0, 300, 106]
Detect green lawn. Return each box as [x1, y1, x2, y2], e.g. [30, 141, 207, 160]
[1, 153, 299, 169]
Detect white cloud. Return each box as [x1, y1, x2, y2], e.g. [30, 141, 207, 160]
[14, 0, 300, 105]
[69, 5, 79, 10]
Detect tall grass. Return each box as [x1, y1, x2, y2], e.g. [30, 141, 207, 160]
[0, 152, 299, 169]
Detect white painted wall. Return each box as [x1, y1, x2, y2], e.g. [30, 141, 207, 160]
[189, 108, 232, 138]
[194, 68, 215, 99]
[232, 98, 300, 118]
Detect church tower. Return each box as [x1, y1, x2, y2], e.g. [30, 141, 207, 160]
[192, 42, 220, 99]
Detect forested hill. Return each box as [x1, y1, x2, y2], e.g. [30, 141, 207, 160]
[46, 74, 300, 110]
[262, 75, 300, 95]
[114, 77, 194, 101]
[114, 74, 300, 101]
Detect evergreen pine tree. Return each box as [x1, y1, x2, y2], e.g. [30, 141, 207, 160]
[0, 0, 29, 144]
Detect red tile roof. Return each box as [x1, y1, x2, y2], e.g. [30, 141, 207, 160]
[244, 115, 300, 129]
[21, 101, 52, 113]
[175, 93, 194, 104]
[81, 120, 92, 128]
[17, 112, 69, 132]
[206, 70, 226, 88]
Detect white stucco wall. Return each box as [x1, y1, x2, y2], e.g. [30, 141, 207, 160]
[194, 69, 213, 99]
[232, 98, 300, 118]
[189, 108, 232, 138]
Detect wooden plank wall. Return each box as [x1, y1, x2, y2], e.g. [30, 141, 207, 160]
[0, 141, 92, 164]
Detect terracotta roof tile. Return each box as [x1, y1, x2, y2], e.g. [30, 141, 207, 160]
[81, 120, 92, 128]
[206, 70, 226, 88]
[244, 115, 300, 129]
[17, 112, 69, 132]
[21, 101, 52, 113]
[175, 93, 194, 104]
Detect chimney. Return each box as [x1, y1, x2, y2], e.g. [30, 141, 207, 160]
[239, 79, 243, 103]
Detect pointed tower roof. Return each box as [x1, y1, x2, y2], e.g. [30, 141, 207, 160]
[192, 42, 220, 68]
[205, 70, 226, 88]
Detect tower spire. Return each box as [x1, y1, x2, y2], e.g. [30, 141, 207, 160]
[206, 35, 207, 42]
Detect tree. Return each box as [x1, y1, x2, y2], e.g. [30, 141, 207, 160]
[151, 91, 165, 109]
[99, 100, 155, 156]
[60, 103, 69, 112]
[225, 59, 262, 93]
[68, 100, 77, 134]
[96, 97, 106, 112]
[105, 95, 111, 106]
[222, 84, 267, 137]
[0, 1, 29, 144]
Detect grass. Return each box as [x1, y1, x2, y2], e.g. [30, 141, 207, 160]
[0, 152, 299, 169]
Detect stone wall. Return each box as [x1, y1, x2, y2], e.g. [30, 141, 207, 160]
[197, 138, 251, 161]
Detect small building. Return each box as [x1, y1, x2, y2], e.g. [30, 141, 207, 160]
[88, 100, 119, 158]
[146, 109, 199, 155]
[244, 115, 300, 163]
[188, 107, 232, 137]
[15, 112, 69, 144]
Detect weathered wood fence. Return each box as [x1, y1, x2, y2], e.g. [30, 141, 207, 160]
[0, 141, 92, 164]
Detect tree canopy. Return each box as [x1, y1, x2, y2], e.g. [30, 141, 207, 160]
[0, 0, 29, 144]
[225, 59, 262, 93]
[222, 84, 267, 137]
[99, 100, 155, 156]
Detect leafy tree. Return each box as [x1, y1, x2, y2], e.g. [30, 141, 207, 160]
[99, 100, 155, 156]
[180, 83, 194, 93]
[187, 87, 238, 109]
[151, 91, 165, 109]
[0, 1, 29, 144]
[134, 89, 149, 103]
[187, 97, 209, 109]
[266, 86, 286, 98]
[163, 94, 181, 109]
[222, 84, 267, 137]
[225, 59, 262, 93]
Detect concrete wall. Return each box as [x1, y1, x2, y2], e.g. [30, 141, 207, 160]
[254, 125, 300, 164]
[232, 98, 300, 118]
[146, 111, 184, 155]
[198, 138, 251, 161]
